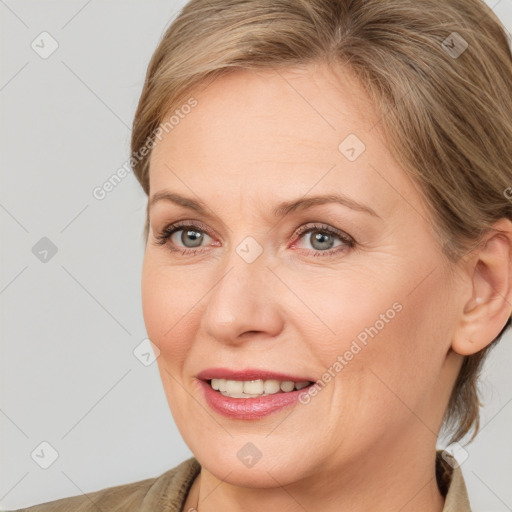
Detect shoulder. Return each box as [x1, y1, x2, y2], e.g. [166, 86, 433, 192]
[3, 457, 201, 512]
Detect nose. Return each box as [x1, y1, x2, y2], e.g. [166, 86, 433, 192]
[200, 250, 284, 345]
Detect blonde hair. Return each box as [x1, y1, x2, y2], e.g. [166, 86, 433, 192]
[131, 0, 512, 443]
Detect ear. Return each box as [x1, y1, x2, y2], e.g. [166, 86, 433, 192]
[452, 218, 512, 356]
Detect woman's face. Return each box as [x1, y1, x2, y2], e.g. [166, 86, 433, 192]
[142, 62, 463, 486]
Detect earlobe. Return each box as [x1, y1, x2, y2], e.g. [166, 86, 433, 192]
[452, 332, 483, 356]
[451, 218, 512, 356]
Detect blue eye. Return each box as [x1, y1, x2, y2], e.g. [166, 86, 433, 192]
[291, 223, 355, 257]
[154, 221, 213, 255]
[172, 227, 210, 248]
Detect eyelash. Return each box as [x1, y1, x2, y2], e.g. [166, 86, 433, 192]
[153, 220, 356, 258]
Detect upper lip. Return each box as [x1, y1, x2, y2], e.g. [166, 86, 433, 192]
[197, 368, 314, 382]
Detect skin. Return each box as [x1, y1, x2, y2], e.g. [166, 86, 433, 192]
[141, 61, 512, 512]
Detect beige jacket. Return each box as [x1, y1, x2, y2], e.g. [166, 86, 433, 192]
[6, 452, 472, 511]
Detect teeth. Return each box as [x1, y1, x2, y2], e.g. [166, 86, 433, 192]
[210, 378, 311, 397]
[280, 381, 294, 392]
[244, 380, 265, 394]
[226, 380, 244, 394]
[211, 379, 223, 391]
[263, 379, 281, 394]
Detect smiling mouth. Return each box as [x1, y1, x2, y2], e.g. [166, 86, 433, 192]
[206, 378, 314, 398]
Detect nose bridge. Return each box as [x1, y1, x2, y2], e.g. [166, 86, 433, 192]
[200, 238, 282, 343]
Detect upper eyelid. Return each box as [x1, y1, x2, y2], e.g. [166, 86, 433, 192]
[159, 219, 214, 235]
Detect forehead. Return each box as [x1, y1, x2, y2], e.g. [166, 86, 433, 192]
[148, 62, 423, 221]
[151, 62, 378, 162]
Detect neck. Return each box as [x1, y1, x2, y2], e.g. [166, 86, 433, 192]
[185, 442, 446, 512]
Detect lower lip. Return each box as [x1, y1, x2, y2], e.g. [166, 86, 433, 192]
[198, 380, 310, 419]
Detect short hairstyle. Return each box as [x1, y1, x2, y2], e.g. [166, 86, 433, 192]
[131, 0, 512, 443]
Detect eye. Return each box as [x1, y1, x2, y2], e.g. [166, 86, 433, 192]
[153, 220, 215, 255]
[291, 223, 355, 257]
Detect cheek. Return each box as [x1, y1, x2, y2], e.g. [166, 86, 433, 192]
[275, 263, 407, 359]
[141, 262, 167, 342]
[141, 255, 197, 357]
[331, 266, 453, 421]
[141, 257, 201, 422]
[295, 259, 450, 409]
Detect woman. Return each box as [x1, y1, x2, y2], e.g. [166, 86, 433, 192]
[8, 0, 512, 510]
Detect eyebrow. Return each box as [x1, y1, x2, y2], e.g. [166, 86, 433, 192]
[148, 191, 381, 219]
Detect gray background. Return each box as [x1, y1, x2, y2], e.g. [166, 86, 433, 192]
[0, 1, 511, 510]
